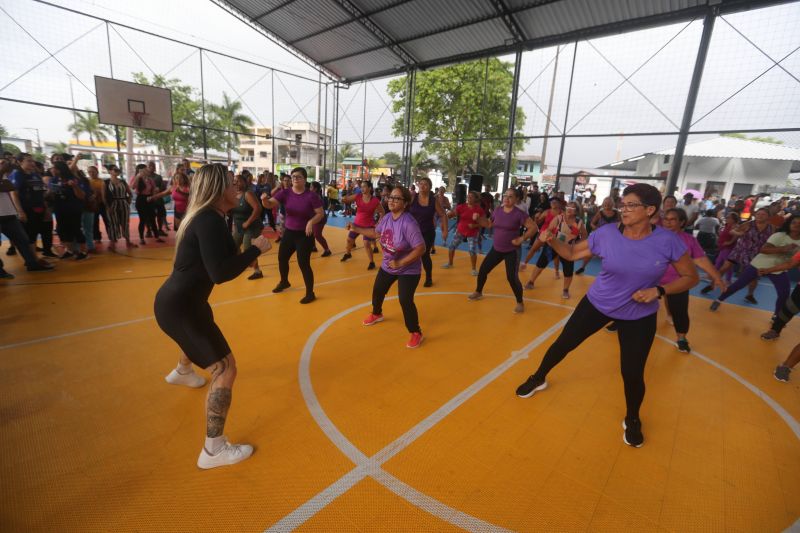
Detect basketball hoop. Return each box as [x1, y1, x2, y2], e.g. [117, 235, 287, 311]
[130, 111, 147, 128]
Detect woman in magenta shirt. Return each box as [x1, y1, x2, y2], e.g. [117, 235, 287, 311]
[340, 180, 384, 269]
[516, 184, 698, 448]
[349, 186, 426, 349]
[260, 167, 323, 304]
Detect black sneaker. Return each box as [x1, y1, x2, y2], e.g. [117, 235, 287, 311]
[372, 246, 379, 253]
[575, 267, 585, 275]
[272, 280, 291, 293]
[340, 252, 352, 262]
[300, 292, 316, 304]
[745, 295, 758, 305]
[423, 279, 433, 287]
[321, 250, 332, 257]
[75, 252, 89, 261]
[430, 248, 436, 255]
[700, 285, 713, 294]
[774, 365, 791, 382]
[311, 247, 319, 253]
[27, 263, 54, 272]
[247, 271, 263, 280]
[0, 270, 14, 279]
[42, 251, 58, 258]
[60, 251, 74, 259]
[515, 375, 548, 398]
[676, 339, 691, 353]
[367, 262, 376, 270]
[6, 246, 16, 256]
[622, 418, 644, 448]
[605, 322, 618, 333]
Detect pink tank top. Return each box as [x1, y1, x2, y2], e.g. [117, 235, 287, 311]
[172, 186, 190, 213]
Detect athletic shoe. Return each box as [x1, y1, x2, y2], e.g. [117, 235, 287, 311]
[42, 251, 58, 258]
[36, 246, 44, 252]
[0, 270, 14, 279]
[774, 365, 791, 382]
[155, 238, 165, 243]
[423, 279, 433, 287]
[430, 248, 436, 255]
[676, 339, 691, 353]
[441, 263, 452, 269]
[367, 262, 376, 270]
[27, 263, 54, 272]
[524, 281, 534, 290]
[406, 332, 424, 348]
[75, 252, 89, 261]
[197, 439, 253, 470]
[709, 300, 721, 311]
[561, 290, 570, 299]
[467, 291, 483, 301]
[700, 285, 713, 294]
[247, 271, 263, 280]
[61, 251, 74, 259]
[516, 375, 547, 398]
[6, 247, 16, 256]
[311, 247, 318, 253]
[165, 368, 206, 388]
[139, 239, 146, 245]
[761, 330, 779, 341]
[340, 252, 352, 262]
[372, 246, 379, 253]
[321, 250, 332, 257]
[605, 323, 618, 333]
[471, 269, 478, 276]
[514, 302, 524, 314]
[362, 313, 384, 326]
[519, 263, 527, 272]
[158, 230, 168, 237]
[272, 280, 291, 293]
[575, 267, 585, 275]
[300, 293, 316, 304]
[622, 418, 644, 448]
[745, 295, 758, 305]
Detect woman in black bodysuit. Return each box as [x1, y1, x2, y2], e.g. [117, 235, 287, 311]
[154, 163, 271, 470]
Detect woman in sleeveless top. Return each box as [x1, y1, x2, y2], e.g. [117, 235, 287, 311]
[521, 197, 564, 272]
[230, 174, 264, 280]
[408, 177, 448, 287]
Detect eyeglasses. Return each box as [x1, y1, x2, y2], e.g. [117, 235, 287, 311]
[619, 202, 646, 211]
[388, 196, 405, 201]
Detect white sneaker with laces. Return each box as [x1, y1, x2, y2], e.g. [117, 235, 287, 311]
[165, 368, 206, 388]
[197, 438, 254, 469]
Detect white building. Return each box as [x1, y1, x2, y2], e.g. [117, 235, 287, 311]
[238, 123, 332, 176]
[602, 136, 800, 199]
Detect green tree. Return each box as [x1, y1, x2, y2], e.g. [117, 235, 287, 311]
[382, 151, 402, 167]
[131, 73, 204, 156]
[388, 58, 525, 189]
[207, 92, 254, 165]
[69, 110, 112, 146]
[722, 132, 784, 144]
[0, 124, 8, 138]
[410, 149, 437, 178]
[1, 143, 20, 156]
[337, 141, 358, 163]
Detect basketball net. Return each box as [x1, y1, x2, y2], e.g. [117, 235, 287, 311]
[131, 112, 147, 127]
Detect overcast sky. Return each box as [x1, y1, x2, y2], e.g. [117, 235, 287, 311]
[1, 0, 798, 173]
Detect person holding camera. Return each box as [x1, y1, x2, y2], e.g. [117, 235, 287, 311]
[49, 161, 91, 260]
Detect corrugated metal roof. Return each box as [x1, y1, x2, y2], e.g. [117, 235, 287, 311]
[211, 0, 790, 83]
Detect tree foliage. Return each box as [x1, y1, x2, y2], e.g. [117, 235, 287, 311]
[388, 58, 525, 188]
[69, 110, 113, 146]
[381, 151, 402, 167]
[337, 141, 358, 163]
[722, 132, 784, 144]
[207, 92, 254, 164]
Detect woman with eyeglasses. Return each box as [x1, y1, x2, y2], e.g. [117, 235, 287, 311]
[261, 167, 324, 304]
[349, 186, 426, 349]
[515, 184, 698, 448]
[660, 207, 726, 353]
[524, 200, 587, 299]
[408, 177, 448, 287]
[154, 164, 272, 469]
[468, 189, 538, 314]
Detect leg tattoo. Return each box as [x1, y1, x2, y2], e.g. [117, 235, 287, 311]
[206, 388, 232, 438]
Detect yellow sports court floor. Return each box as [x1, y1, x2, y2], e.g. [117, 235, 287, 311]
[1, 225, 799, 532]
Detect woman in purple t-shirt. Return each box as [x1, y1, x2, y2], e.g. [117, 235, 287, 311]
[349, 186, 426, 349]
[660, 208, 726, 354]
[468, 189, 538, 313]
[260, 167, 323, 304]
[516, 184, 698, 448]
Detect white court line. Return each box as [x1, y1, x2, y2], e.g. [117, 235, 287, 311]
[274, 292, 570, 532]
[0, 273, 373, 351]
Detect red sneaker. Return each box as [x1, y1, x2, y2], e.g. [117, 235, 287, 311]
[406, 332, 424, 349]
[362, 313, 384, 326]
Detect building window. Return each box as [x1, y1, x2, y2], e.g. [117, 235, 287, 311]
[663, 155, 670, 164]
[259, 151, 268, 158]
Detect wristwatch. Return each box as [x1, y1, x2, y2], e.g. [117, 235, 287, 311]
[656, 285, 666, 299]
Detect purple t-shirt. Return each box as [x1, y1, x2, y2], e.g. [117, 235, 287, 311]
[491, 206, 530, 253]
[587, 224, 687, 320]
[272, 188, 322, 231]
[660, 232, 704, 285]
[376, 212, 425, 276]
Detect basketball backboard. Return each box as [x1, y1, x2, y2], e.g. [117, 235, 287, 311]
[95, 76, 173, 132]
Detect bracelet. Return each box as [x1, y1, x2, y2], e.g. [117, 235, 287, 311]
[656, 285, 666, 299]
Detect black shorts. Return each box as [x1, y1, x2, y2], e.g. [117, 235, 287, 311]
[154, 286, 230, 368]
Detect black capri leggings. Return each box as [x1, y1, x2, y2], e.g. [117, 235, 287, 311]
[665, 291, 690, 335]
[372, 268, 421, 334]
[278, 228, 315, 295]
[772, 283, 800, 334]
[420, 227, 436, 282]
[531, 296, 657, 420]
[476, 247, 523, 303]
[135, 195, 158, 240]
[55, 210, 84, 244]
[536, 244, 574, 277]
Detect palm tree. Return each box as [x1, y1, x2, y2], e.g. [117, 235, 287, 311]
[208, 92, 255, 164]
[337, 141, 358, 164]
[69, 110, 112, 146]
[410, 149, 436, 178]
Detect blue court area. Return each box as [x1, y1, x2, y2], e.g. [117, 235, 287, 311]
[325, 213, 786, 314]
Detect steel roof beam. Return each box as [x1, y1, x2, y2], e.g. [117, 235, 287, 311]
[288, 0, 416, 46]
[251, 0, 299, 22]
[490, 0, 528, 43]
[328, 0, 417, 66]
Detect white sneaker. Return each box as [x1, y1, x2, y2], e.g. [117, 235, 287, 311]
[197, 438, 254, 469]
[165, 368, 206, 388]
[471, 269, 478, 276]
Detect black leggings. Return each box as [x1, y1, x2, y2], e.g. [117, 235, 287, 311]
[476, 247, 523, 303]
[772, 283, 800, 334]
[135, 195, 158, 239]
[24, 210, 52, 251]
[278, 228, 314, 295]
[532, 296, 657, 420]
[665, 291, 690, 335]
[372, 268, 421, 333]
[420, 227, 436, 282]
[536, 244, 574, 277]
